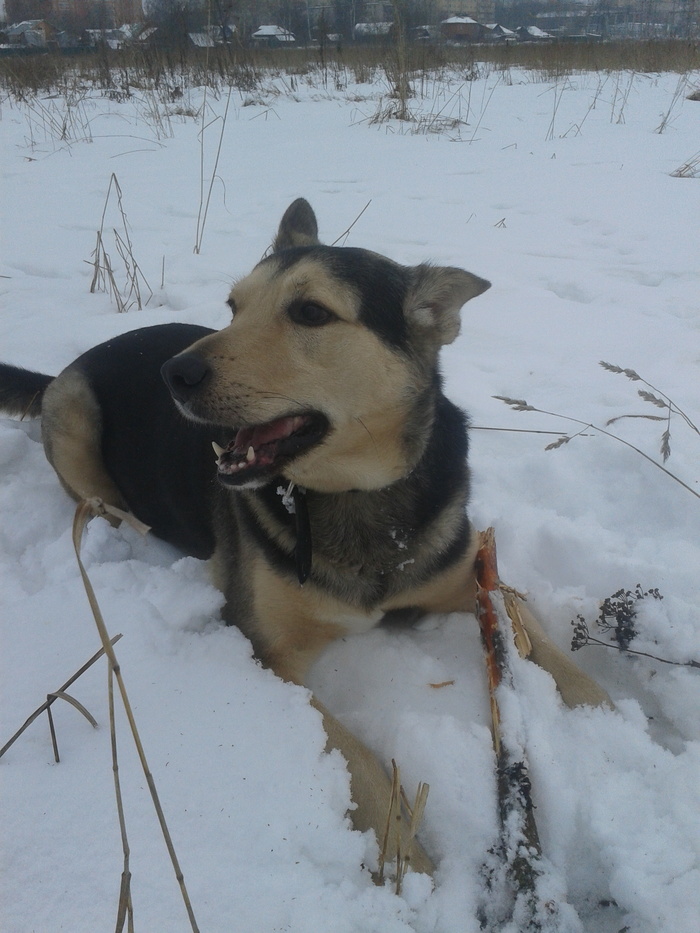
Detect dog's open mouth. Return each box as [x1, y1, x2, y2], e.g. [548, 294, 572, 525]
[213, 413, 328, 486]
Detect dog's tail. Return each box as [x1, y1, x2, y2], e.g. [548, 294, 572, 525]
[0, 363, 54, 419]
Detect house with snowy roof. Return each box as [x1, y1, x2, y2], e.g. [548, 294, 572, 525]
[441, 16, 484, 41]
[516, 25, 554, 41]
[251, 25, 295, 47]
[484, 23, 517, 41]
[4, 20, 55, 47]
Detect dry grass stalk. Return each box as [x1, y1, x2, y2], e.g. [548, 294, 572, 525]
[468, 77, 500, 143]
[46, 689, 99, 762]
[385, 0, 413, 122]
[655, 72, 689, 133]
[610, 70, 636, 124]
[72, 499, 200, 933]
[377, 759, 402, 885]
[194, 85, 233, 255]
[110, 666, 134, 933]
[494, 393, 699, 501]
[545, 77, 569, 141]
[0, 634, 122, 761]
[90, 228, 125, 312]
[599, 361, 699, 462]
[403, 781, 429, 864]
[1, 42, 698, 103]
[562, 74, 609, 138]
[471, 425, 593, 438]
[670, 149, 700, 178]
[21, 92, 94, 149]
[330, 199, 372, 247]
[90, 174, 152, 312]
[377, 758, 430, 893]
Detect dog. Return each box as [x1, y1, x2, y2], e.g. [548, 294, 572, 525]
[0, 199, 609, 876]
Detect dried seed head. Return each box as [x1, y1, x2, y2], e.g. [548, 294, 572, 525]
[600, 361, 642, 381]
[570, 615, 590, 651]
[638, 389, 669, 409]
[660, 429, 671, 462]
[493, 396, 536, 412]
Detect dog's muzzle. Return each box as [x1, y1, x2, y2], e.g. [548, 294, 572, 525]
[161, 353, 328, 489]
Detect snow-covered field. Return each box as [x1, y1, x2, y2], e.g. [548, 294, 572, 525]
[1, 64, 699, 933]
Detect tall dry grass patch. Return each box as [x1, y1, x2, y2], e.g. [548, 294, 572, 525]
[0, 40, 697, 98]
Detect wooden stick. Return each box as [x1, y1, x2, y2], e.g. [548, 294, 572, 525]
[475, 527, 574, 931]
[475, 528, 543, 842]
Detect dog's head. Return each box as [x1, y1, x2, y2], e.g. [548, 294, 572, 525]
[162, 199, 489, 493]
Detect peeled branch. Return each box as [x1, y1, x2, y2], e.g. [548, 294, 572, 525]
[475, 528, 583, 933]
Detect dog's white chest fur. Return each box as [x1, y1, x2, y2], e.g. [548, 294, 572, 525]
[334, 608, 385, 636]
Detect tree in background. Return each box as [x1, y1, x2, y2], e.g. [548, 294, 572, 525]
[6, 0, 54, 23]
[146, 0, 209, 48]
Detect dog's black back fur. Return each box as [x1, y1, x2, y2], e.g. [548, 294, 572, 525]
[77, 323, 220, 557]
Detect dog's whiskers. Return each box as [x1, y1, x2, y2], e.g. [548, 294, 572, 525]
[355, 417, 378, 451]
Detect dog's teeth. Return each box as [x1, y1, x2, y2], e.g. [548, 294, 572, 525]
[212, 441, 225, 458]
[246, 446, 255, 462]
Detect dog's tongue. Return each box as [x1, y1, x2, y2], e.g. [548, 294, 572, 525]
[215, 414, 317, 478]
[232, 416, 305, 456]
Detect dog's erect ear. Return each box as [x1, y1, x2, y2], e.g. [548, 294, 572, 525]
[406, 264, 490, 346]
[272, 199, 321, 252]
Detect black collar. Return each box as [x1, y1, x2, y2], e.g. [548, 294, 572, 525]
[291, 485, 312, 584]
[276, 482, 312, 585]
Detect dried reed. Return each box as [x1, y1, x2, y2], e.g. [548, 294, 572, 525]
[72, 500, 200, 933]
[494, 386, 699, 501]
[90, 173, 153, 312]
[378, 759, 430, 893]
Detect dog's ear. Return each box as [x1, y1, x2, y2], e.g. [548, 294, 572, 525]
[272, 199, 321, 252]
[406, 264, 490, 346]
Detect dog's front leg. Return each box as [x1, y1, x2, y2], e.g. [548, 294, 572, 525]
[310, 697, 435, 878]
[260, 652, 436, 878]
[248, 560, 435, 877]
[506, 597, 614, 708]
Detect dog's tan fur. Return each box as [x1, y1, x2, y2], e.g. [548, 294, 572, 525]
[41, 370, 126, 515]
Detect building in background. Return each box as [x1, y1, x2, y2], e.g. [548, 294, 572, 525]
[5, 0, 143, 27]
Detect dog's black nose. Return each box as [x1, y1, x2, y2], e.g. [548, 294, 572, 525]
[161, 353, 210, 403]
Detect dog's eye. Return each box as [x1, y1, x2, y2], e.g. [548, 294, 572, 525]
[226, 297, 237, 316]
[289, 302, 336, 327]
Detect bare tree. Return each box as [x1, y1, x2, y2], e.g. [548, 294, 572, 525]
[147, 0, 208, 48]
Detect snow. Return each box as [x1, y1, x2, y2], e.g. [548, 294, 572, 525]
[1, 65, 699, 933]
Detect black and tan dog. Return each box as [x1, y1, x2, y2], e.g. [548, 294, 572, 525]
[0, 200, 608, 875]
